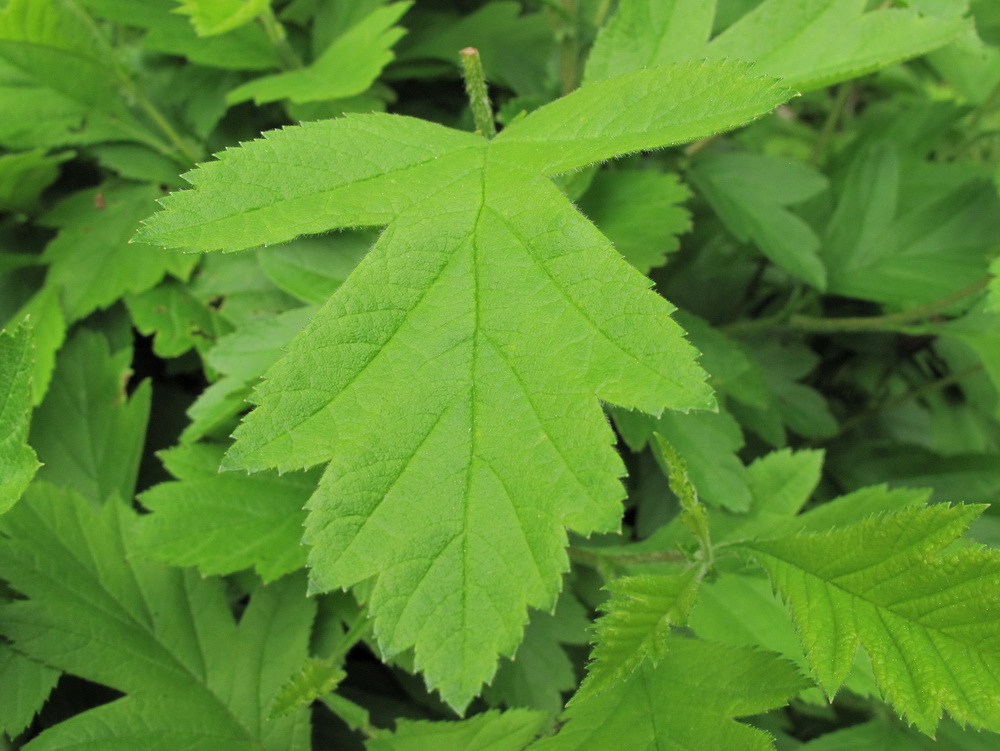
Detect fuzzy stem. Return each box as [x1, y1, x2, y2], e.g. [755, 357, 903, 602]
[460, 47, 497, 138]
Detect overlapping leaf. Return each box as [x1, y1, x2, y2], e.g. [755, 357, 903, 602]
[534, 637, 808, 750]
[0, 323, 38, 513]
[369, 710, 547, 751]
[137, 61, 792, 710]
[742, 503, 1000, 734]
[576, 569, 700, 701]
[228, 2, 411, 105]
[586, 0, 970, 91]
[0, 484, 314, 749]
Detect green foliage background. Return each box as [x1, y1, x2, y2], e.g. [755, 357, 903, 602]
[2, 0, 1000, 748]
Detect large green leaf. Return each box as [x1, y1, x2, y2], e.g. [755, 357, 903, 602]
[587, 0, 969, 91]
[0, 484, 314, 750]
[742, 503, 1000, 734]
[137, 61, 792, 711]
[134, 442, 315, 582]
[534, 637, 808, 750]
[0, 322, 39, 514]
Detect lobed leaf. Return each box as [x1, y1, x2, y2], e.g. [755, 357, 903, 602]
[0, 484, 314, 749]
[743, 503, 1000, 734]
[0, 323, 39, 514]
[535, 637, 809, 750]
[575, 569, 700, 701]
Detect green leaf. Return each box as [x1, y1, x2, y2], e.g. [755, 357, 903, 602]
[707, 0, 970, 91]
[42, 184, 197, 323]
[714, 448, 824, 542]
[0, 323, 39, 514]
[82, 0, 280, 71]
[30, 330, 150, 506]
[174, 0, 269, 36]
[821, 142, 1000, 308]
[8, 285, 66, 406]
[137, 61, 793, 711]
[689, 151, 828, 288]
[228, 2, 411, 105]
[0, 0, 150, 149]
[368, 709, 548, 751]
[483, 589, 590, 715]
[583, 0, 714, 83]
[257, 231, 374, 305]
[577, 168, 691, 273]
[742, 503, 1000, 734]
[397, 2, 553, 97]
[182, 305, 313, 442]
[0, 149, 73, 212]
[0, 484, 314, 750]
[586, 0, 969, 92]
[134, 462, 315, 582]
[0, 642, 60, 737]
[125, 278, 225, 358]
[576, 569, 700, 701]
[534, 637, 809, 750]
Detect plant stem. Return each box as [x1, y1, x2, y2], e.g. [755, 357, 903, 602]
[725, 276, 989, 334]
[568, 546, 689, 567]
[459, 47, 497, 138]
[559, 0, 579, 95]
[812, 362, 985, 445]
[327, 604, 373, 665]
[258, 5, 302, 70]
[809, 82, 852, 164]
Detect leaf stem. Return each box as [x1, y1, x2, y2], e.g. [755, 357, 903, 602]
[327, 603, 373, 665]
[725, 276, 989, 334]
[568, 546, 689, 567]
[257, 5, 302, 69]
[809, 82, 853, 164]
[811, 362, 985, 445]
[559, 0, 580, 95]
[459, 47, 497, 138]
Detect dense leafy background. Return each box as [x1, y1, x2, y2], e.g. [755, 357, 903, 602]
[2, 0, 1000, 749]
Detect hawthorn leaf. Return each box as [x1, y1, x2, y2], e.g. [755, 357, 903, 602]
[483, 589, 590, 715]
[137, 61, 793, 711]
[0, 322, 39, 514]
[174, 0, 269, 36]
[42, 184, 197, 323]
[134, 463, 316, 582]
[689, 151, 828, 288]
[368, 709, 548, 751]
[534, 637, 809, 750]
[576, 168, 691, 273]
[257, 231, 375, 305]
[575, 569, 700, 701]
[742, 503, 1000, 734]
[0, 643, 60, 737]
[586, 0, 969, 92]
[0, 484, 314, 750]
[30, 330, 150, 506]
[228, 2, 411, 105]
